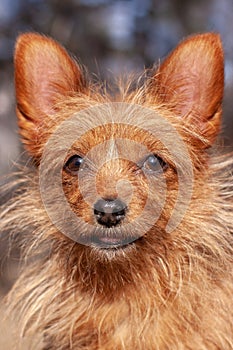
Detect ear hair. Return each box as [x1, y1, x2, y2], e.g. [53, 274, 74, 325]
[15, 33, 86, 158]
[149, 33, 224, 147]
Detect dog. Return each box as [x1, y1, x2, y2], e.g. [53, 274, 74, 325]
[0, 32, 232, 349]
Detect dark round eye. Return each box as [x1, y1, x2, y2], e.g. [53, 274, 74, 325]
[64, 155, 84, 174]
[142, 154, 167, 173]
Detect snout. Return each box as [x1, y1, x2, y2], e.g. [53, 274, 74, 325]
[94, 198, 127, 228]
[89, 198, 141, 248]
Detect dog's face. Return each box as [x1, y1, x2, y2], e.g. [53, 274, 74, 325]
[14, 33, 224, 257]
[61, 120, 178, 248]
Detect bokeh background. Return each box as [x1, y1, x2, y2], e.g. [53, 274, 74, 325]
[0, 0, 233, 177]
[0, 1, 233, 347]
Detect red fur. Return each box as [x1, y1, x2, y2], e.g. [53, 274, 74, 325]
[1, 33, 232, 349]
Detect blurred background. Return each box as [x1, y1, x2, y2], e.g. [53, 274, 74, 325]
[0, 1, 233, 347]
[0, 0, 233, 177]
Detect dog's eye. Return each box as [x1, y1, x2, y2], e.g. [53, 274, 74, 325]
[142, 154, 167, 174]
[64, 155, 84, 174]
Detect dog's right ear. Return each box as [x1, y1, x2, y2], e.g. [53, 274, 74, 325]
[15, 33, 86, 158]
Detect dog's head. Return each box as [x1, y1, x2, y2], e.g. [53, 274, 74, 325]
[14, 33, 224, 253]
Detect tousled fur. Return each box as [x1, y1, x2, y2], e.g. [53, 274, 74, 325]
[0, 33, 232, 349]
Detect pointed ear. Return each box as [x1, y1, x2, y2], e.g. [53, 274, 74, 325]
[15, 33, 86, 158]
[150, 33, 224, 147]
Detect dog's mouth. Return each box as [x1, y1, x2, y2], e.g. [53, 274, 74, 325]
[80, 232, 141, 249]
[92, 235, 136, 248]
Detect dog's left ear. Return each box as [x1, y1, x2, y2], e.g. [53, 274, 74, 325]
[151, 33, 224, 147]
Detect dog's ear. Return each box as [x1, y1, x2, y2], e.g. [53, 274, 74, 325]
[151, 33, 224, 147]
[15, 33, 85, 158]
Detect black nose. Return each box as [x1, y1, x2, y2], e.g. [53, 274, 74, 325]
[94, 198, 127, 228]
